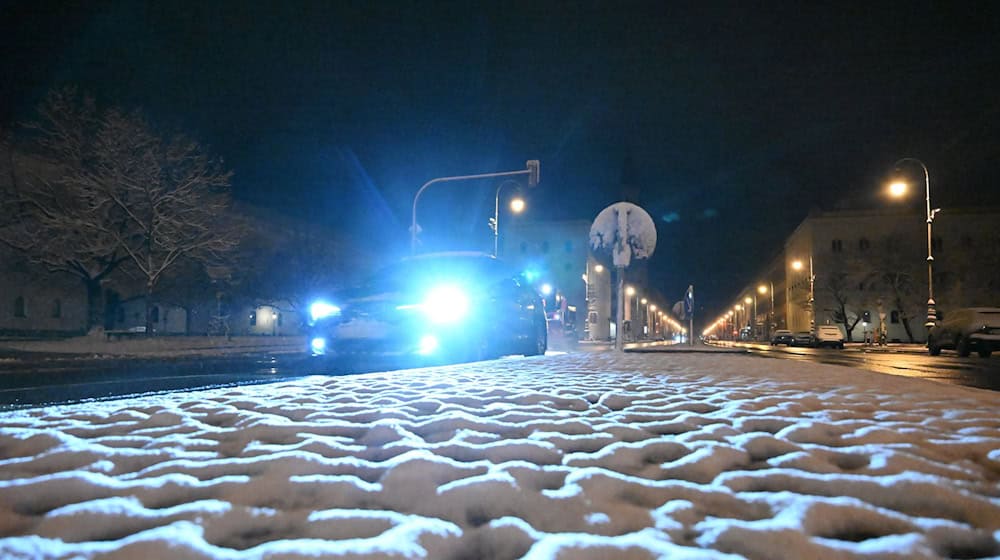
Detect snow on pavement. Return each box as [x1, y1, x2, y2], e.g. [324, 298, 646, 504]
[1, 352, 998, 559]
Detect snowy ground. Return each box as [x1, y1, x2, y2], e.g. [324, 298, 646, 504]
[1, 352, 998, 559]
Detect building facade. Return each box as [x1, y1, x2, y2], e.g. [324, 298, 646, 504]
[728, 207, 1000, 343]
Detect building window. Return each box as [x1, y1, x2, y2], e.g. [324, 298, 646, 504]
[163, 309, 170, 323]
[931, 237, 943, 252]
[831, 239, 843, 252]
[116, 307, 125, 323]
[13, 296, 26, 318]
[249, 311, 257, 326]
[277, 312, 284, 326]
[151, 306, 160, 323]
[541, 241, 550, 253]
[564, 241, 573, 253]
[520, 241, 527, 254]
[858, 238, 870, 251]
[890, 310, 900, 324]
[858, 282, 865, 291]
[51, 299, 62, 319]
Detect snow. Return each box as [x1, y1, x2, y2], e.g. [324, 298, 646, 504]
[1, 352, 999, 559]
[589, 202, 657, 267]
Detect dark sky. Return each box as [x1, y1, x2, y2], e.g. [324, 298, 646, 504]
[3, 1, 999, 317]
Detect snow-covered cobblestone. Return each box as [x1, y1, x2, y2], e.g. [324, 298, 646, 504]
[1, 352, 998, 559]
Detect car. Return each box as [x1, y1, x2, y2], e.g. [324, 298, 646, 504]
[307, 252, 548, 366]
[790, 331, 814, 347]
[927, 307, 1000, 358]
[771, 329, 794, 346]
[813, 325, 845, 349]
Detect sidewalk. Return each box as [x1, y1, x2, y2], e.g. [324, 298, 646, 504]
[1, 350, 997, 558]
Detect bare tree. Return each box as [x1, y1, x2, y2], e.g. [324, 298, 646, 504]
[94, 109, 243, 334]
[0, 91, 129, 332]
[0, 87, 243, 335]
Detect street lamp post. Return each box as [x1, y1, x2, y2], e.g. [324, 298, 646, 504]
[411, 161, 539, 254]
[791, 257, 815, 332]
[744, 296, 754, 339]
[758, 283, 773, 341]
[889, 158, 939, 327]
[489, 179, 525, 257]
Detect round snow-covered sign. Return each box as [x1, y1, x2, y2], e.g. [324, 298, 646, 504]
[589, 202, 657, 268]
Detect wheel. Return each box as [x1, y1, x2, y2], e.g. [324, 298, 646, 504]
[978, 348, 992, 358]
[524, 317, 547, 356]
[956, 336, 971, 358]
[928, 341, 941, 356]
[838, 342, 844, 349]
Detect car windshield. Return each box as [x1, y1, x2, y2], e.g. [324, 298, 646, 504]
[363, 254, 514, 293]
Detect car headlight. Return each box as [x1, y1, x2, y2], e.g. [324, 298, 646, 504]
[309, 301, 341, 322]
[422, 285, 469, 324]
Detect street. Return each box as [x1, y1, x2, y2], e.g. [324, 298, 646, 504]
[721, 342, 1000, 391]
[2, 340, 998, 410]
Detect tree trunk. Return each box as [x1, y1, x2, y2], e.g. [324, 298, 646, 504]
[84, 278, 103, 335]
[144, 281, 154, 336]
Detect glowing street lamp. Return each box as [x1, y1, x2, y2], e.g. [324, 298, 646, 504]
[490, 180, 526, 257]
[790, 257, 815, 331]
[888, 158, 940, 327]
[758, 283, 773, 340]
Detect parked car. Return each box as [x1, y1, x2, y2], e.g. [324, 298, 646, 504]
[791, 331, 814, 347]
[813, 325, 845, 349]
[927, 307, 1000, 358]
[307, 252, 548, 366]
[771, 329, 794, 346]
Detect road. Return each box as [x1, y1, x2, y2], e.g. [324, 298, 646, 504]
[729, 342, 1000, 391]
[2, 342, 997, 410]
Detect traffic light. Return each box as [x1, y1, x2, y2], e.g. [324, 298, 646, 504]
[526, 160, 540, 187]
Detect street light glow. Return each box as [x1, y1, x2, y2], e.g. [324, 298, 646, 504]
[626, 286, 636, 296]
[594, 264, 604, 273]
[744, 296, 752, 305]
[791, 260, 803, 271]
[641, 298, 647, 305]
[509, 197, 525, 213]
[888, 180, 908, 198]
[758, 285, 768, 294]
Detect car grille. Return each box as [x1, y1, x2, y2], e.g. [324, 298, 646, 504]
[343, 300, 402, 322]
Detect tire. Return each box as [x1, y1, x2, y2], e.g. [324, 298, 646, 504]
[956, 336, 971, 358]
[838, 342, 844, 349]
[978, 348, 992, 358]
[524, 318, 547, 356]
[928, 341, 941, 356]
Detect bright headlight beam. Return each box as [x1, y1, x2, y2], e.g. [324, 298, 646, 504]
[423, 285, 469, 324]
[310, 301, 341, 322]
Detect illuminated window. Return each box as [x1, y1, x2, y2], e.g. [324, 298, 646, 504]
[13, 296, 26, 318]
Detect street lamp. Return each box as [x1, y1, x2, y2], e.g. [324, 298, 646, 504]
[411, 160, 539, 254]
[888, 158, 940, 327]
[489, 179, 526, 257]
[744, 296, 754, 339]
[758, 283, 773, 341]
[791, 257, 815, 331]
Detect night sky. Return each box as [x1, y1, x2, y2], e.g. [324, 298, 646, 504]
[3, 1, 999, 318]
